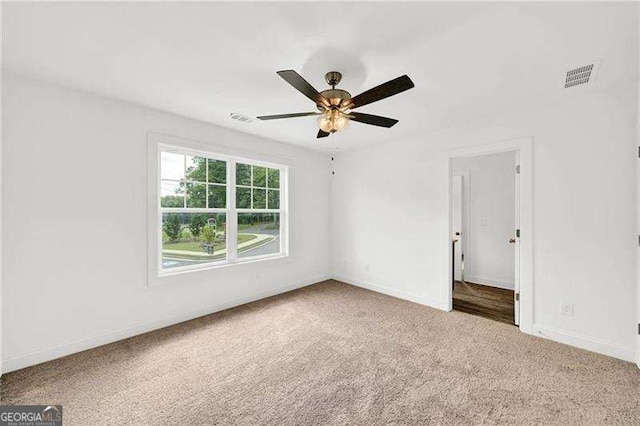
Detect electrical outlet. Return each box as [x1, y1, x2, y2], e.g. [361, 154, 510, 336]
[560, 302, 574, 317]
[364, 263, 371, 272]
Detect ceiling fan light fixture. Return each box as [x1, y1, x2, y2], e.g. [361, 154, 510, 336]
[258, 69, 414, 139]
[317, 109, 349, 133]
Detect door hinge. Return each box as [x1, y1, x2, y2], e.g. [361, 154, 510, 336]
[515, 292, 520, 302]
[516, 164, 520, 174]
[516, 229, 520, 238]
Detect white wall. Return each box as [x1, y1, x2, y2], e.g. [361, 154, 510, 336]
[636, 3, 640, 369]
[0, 5, 4, 375]
[1, 74, 331, 372]
[452, 152, 515, 289]
[331, 83, 638, 362]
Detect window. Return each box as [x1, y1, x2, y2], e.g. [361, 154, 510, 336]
[157, 145, 287, 274]
[235, 163, 281, 259]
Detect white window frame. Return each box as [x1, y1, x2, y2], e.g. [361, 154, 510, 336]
[147, 132, 289, 284]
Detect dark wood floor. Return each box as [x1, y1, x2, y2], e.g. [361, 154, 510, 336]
[453, 281, 515, 325]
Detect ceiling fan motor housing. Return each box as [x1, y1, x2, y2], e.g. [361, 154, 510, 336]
[318, 89, 352, 110]
[316, 71, 352, 110]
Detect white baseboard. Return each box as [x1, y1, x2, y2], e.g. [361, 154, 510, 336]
[335, 275, 635, 364]
[2, 274, 329, 374]
[464, 275, 514, 290]
[333, 274, 449, 311]
[533, 324, 636, 363]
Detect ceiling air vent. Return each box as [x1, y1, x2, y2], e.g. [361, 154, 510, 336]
[230, 112, 255, 123]
[564, 64, 595, 89]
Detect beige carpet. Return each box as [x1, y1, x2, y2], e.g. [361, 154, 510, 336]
[1, 280, 639, 424]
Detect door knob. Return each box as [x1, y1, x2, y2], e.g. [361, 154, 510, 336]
[509, 238, 516, 244]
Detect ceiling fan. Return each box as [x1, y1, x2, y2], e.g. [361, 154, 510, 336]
[257, 70, 415, 138]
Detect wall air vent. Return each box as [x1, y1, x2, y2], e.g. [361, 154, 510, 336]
[564, 64, 595, 89]
[230, 112, 255, 123]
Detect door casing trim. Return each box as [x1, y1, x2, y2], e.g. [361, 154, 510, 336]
[445, 137, 533, 335]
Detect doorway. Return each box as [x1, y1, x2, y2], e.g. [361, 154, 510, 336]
[451, 152, 517, 325]
[446, 137, 533, 333]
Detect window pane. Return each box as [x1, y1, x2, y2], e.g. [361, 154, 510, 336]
[185, 156, 206, 182]
[268, 190, 280, 209]
[253, 166, 267, 188]
[236, 187, 251, 208]
[236, 163, 251, 186]
[208, 184, 226, 208]
[161, 180, 184, 208]
[237, 213, 280, 259]
[185, 183, 206, 208]
[267, 168, 280, 188]
[252, 188, 266, 209]
[161, 152, 184, 180]
[208, 159, 226, 184]
[162, 213, 227, 269]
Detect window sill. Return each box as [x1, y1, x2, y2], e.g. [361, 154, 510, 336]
[150, 253, 290, 286]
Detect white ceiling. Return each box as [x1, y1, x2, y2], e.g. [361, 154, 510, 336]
[3, 2, 637, 152]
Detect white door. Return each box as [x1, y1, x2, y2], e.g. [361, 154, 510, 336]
[451, 175, 464, 282]
[514, 152, 521, 326]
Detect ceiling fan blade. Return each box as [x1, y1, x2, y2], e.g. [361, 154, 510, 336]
[257, 112, 319, 120]
[344, 75, 414, 109]
[317, 129, 330, 138]
[349, 112, 399, 128]
[277, 70, 330, 107]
